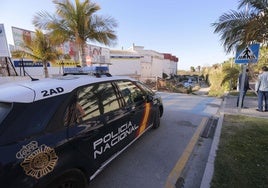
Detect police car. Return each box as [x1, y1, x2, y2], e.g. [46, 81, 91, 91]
[0, 67, 163, 188]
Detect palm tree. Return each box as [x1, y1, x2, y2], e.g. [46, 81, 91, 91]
[33, 0, 117, 67]
[12, 29, 62, 78]
[221, 62, 240, 89]
[212, 0, 268, 53]
[190, 66, 195, 72]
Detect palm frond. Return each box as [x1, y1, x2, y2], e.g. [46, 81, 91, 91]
[212, 0, 268, 53]
[221, 67, 240, 86]
[33, 0, 118, 66]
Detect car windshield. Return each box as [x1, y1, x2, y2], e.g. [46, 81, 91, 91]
[0, 94, 68, 145]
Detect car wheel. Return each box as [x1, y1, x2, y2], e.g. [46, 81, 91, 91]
[152, 109, 161, 129]
[46, 169, 88, 188]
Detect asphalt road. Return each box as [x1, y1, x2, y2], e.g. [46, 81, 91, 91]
[89, 92, 221, 188]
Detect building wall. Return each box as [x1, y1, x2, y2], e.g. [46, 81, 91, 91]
[130, 46, 165, 81]
[163, 59, 178, 75]
[109, 57, 141, 76]
[132, 46, 179, 78]
[3, 43, 178, 80]
[151, 53, 164, 79]
[163, 53, 178, 76]
[109, 50, 141, 78]
[110, 45, 179, 81]
[2, 25, 179, 79]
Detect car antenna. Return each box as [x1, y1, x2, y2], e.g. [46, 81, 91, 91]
[24, 70, 39, 81]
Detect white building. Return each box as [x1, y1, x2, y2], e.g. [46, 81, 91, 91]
[110, 44, 178, 81]
[2, 25, 179, 79]
[109, 49, 141, 79]
[162, 53, 179, 76]
[6, 44, 178, 80]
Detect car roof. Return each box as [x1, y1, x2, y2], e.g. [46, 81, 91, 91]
[0, 75, 135, 103]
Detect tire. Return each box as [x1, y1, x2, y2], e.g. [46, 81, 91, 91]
[152, 109, 161, 129]
[46, 169, 88, 188]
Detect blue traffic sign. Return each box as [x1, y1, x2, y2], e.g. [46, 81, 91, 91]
[235, 43, 260, 64]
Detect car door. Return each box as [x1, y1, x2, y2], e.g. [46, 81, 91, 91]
[66, 81, 131, 173]
[0, 95, 70, 187]
[115, 80, 154, 138]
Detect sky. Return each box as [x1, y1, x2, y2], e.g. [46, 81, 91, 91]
[1, 0, 240, 70]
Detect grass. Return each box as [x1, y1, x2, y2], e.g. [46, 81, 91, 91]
[211, 114, 268, 188]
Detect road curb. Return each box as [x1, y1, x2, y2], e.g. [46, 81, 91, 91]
[200, 97, 226, 188]
[165, 117, 209, 188]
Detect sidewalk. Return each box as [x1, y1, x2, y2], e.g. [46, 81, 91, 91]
[199, 94, 268, 188]
[223, 95, 268, 118]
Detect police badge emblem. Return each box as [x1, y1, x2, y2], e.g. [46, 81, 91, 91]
[16, 141, 58, 179]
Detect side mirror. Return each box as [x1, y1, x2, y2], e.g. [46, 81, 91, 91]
[146, 95, 154, 102]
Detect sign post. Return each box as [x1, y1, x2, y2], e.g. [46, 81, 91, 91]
[0, 24, 10, 57]
[237, 65, 247, 111]
[235, 44, 260, 112]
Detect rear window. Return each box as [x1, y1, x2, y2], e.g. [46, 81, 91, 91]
[64, 82, 121, 126]
[0, 95, 68, 145]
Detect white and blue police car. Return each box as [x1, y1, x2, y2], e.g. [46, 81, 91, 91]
[0, 67, 163, 188]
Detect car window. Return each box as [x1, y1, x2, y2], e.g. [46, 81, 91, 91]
[64, 82, 121, 126]
[136, 81, 154, 95]
[116, 81, 145, 105]
[0, 102, 12, 127]
[0, 95, 67, 145]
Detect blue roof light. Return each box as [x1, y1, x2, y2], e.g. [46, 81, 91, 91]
[63, 66, 109, 74]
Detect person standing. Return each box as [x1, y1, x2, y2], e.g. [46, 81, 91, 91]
[256, 66, 268, 112]
[237, 69, 249, 108]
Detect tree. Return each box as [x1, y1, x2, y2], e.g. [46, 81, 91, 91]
[197, 65, 201, 73]
[11, 30, 61, 78]
[212, 0, 268, 53]
[190, 66, 195, 72]
[221, 60, 240, 90]
[256, 46, 268, 69]
[33, 0, 118, 67]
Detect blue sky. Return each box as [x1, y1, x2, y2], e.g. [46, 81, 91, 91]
[1, 0, 240, 70]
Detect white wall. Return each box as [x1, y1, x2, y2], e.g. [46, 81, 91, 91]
[139, 50, 164, 80]
[163, 59, 177, 75]
[109, 50, 141, 77]
[151, 54, 164, 78]
[111, 46, 178, 81]
[109, 58, 141, 76]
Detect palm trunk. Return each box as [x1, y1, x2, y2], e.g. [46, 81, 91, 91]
[43, 61, 49, 78]
[81, 43, 87, 67]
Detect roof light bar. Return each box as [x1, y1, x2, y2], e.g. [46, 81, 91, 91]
[63, 66, 109, 75]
